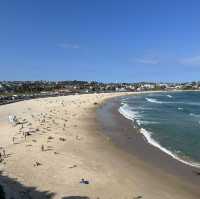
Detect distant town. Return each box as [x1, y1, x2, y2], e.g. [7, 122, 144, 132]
[0, 80, 200, 105]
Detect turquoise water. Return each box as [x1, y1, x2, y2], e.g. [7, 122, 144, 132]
[119, 91, 200, 167]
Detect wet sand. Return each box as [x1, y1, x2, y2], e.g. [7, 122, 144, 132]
[97, 96, 200, 186]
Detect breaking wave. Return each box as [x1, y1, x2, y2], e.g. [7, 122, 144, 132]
[166, 94, 173, 98]
[118, 104, 141, 120]
[145, 98, 164, 104]
[118, 102, 200, 168]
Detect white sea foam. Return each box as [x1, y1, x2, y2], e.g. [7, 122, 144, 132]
[189, 113, 200, 117]
[166, 94, 173, 98]
[118, 103, 140, 120]
[134, 107, 153, 110]
[186, 102, 200, 106]
[139, 121, 160, 125]
[118, 103, 200, 168]
[178, 107, 184, 110]
[145, 98, 163, 104]
[140, 128, 200, 168]
[136, 120, 142, 126]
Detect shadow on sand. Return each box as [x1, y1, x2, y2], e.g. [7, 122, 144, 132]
[0, 171, 90, 199]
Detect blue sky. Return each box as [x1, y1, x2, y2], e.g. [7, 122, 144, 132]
[1, 0, 200, 82]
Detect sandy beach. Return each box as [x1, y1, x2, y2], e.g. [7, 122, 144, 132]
[0, 92, 199, 199]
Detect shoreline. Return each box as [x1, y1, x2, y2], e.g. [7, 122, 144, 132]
[0, 92, 199, 198]
[97, 95, 200, 186]
[119, 96, 200, 169]
[0, 89, 199, 108]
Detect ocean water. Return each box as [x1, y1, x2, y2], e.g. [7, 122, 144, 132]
[119, 91, 200, 168]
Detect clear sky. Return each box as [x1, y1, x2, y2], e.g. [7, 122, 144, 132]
[1, 0, 200, 82]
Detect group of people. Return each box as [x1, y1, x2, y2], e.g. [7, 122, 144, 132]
[0, 149, 6, 162]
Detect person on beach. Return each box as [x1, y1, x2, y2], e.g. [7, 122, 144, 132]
[20, 124, 23, 130]
[24, 132, 28, 140]
[3, 149, 6, 158]
[12, 137, 15, 144]
[41, 145, 44, 151]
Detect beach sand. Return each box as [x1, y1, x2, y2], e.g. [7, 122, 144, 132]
[0, 92, 199, 199]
